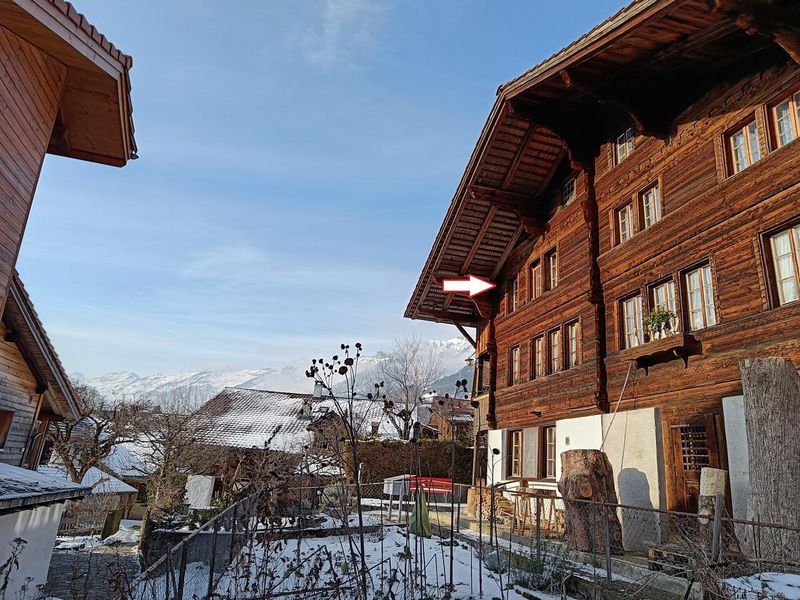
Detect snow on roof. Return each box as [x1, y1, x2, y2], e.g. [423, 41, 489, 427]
[193, 387, 400, 453]
[0, 462, 89, 510]
[102, 440, 154, 478]
[38, 465, 137, 495]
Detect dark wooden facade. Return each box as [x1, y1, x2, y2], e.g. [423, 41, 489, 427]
[406, 0, 800, 511]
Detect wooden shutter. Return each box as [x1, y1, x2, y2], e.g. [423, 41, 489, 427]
[522, 427, 539, 479]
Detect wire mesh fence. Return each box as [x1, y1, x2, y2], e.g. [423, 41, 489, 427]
[128, 480, 800, 599]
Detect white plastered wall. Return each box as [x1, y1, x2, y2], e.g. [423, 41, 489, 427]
[486, 429, 507, 487]
[0, 503, 65, 596]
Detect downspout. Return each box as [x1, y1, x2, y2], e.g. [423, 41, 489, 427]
[583, 166, 610, 412]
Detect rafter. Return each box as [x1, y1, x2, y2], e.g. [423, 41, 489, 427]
[712, 0, 800, 64]
[468, 185, 544, 236]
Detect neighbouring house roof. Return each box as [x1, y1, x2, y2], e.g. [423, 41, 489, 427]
[101, 439, 154, 479]
[404, 0, 779, 326]
[2, 273, 79, 420]
[0, 462, 88, 511]
[0, 0, 137, 165]
[194, 387, 400, 453]
[38, 465, 137, 495]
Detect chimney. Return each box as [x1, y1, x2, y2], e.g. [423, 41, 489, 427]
[313, 381, 325, 399]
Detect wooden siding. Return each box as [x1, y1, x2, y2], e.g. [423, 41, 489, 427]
[0, 320, 40, 465]
[0, 25, 66, 316]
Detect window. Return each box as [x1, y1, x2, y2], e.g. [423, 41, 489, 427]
[562, 175, 577, 206]
[509, 430, 523, 477]
[772, 91, 800, 148]
[728, 120, 762, 174]
[531, 336, 545, 379]
[768, 224, 800, 306]
[508, 277, 519, 313]
[614, 127, 635, 164]
[0, 410, 12, 448]
[650, 280, 679, 338]
[548, 329, 561, 374]
[684, 264, 717, 331]
[545, 250, 558, 291]
[371, 422, 380, 436]
[566, 321, 580, 368]
[639, 183, 662, 229]
[509, 345, 520, 385]
[529, 260, 543, 300]
[542, 426, 557, 479]
[621, 295, 644, 349]
[616, 203, 634, 244]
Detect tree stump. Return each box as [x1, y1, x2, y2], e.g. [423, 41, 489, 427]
[739, 358, 800, 559]
[558, 449, 624, 555]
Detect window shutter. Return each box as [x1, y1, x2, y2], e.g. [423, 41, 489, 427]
[522, 427, 539, 478]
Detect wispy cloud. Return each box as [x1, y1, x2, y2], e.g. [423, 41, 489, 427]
[300, 0, 387, 67]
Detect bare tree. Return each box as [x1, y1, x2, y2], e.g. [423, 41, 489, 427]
[376, 336, 443, 440]
[47, 383, 142, 483]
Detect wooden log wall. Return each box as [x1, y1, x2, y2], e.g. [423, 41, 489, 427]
[0, 25, 66, 316]
[0, 320, 41, 465]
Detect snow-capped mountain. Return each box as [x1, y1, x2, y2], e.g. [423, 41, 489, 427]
[73, 337, 474, 404]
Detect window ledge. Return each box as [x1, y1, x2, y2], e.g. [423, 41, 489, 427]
[618, 333, 701, 371]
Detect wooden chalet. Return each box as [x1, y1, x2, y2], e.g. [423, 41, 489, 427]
[0, 1, 135, 594]
[405, 0, 800, 526]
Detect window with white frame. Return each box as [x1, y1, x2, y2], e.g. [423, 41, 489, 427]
[650, 280, 678, 339]
[530, 260, 542, 300]
[614, 127, 635, 164]
[566, 321, 580, 368]
[639, 183, 662, 229]
[562, 175, 577, 206]
[545, 250, 558, 291]
[542, 426, 557, 479]
[684, 264, 717, 331]
[769, 224, 800, 306]
[532, 336, 544, 379]
[728, 120, 762, 174]
[773, 91, 800, 148]
[622, 295, 644, 349]
[508, 277, 519, 313]
[509, 430, 523, 477]
[616, 203, 635, 244]
[509, 345, 520, 385]
[548, 329, 561, 374]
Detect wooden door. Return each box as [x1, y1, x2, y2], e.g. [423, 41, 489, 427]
[669, 411, 727, 513]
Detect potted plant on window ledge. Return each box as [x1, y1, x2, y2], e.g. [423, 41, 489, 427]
[643, 307, 676, 343]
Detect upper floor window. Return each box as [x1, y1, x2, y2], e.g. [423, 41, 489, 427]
[509, 345, 520, 385]
[548, 329, 561, 374]
[509, 430, 523, 478]
[621, 294, 643, 349]
[768, 224, 800, 306]
[649, 279, 679, 339]
[508, 277, 519, 313]
[545, 249, 558, 291]
[529, 260, 543, 301]
[639, 183, 662, 230]
[0, 410, 13, 449]
[728, 120, 762, 174]
[684, 264, 717, 331]
[542, 425, 557, 479]
[531, 335, 545, 379]
[772, 91, 800, 148]
[614, 127, 635, 164]
[616, 203, 635, 244]
[562, 175, 577, 206]
[566, 320, 580, 368]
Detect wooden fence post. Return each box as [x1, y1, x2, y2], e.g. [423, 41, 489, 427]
[207, 518, 219, 597]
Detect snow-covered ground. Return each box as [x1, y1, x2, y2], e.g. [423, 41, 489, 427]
[724, 572, 800, 599]
[54, 519, 141, 551]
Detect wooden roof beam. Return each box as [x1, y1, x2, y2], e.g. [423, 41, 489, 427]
[468, 185, 544, 237]
[712, 0, 800, 65]
[559, 69, 673, 139]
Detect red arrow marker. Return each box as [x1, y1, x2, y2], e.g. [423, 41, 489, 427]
[441, 275, 496, 298]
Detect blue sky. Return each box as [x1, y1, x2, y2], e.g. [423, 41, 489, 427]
[18, 0, 627, 378]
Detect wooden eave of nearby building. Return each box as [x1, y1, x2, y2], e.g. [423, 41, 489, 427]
[2, 273, 79, 420]
[0, 0, 137, 166]
[404, 0, 796, 328]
